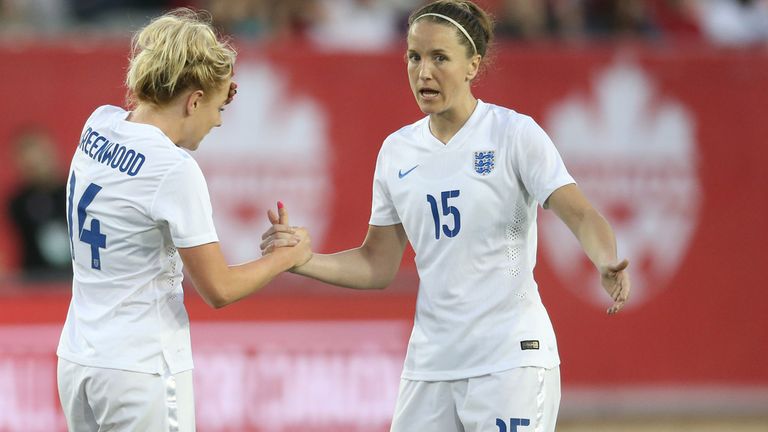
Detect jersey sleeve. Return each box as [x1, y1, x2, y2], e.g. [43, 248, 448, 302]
[369, 143, 401, 226]
[512, 117, 575, 208]
[151, 157, 219, 248]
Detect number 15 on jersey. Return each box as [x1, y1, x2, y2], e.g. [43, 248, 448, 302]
[426, 190, 461, 240]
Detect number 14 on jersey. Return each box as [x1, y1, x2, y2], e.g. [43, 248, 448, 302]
[68, 172, 107, 270]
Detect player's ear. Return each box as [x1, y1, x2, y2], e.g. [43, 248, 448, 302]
[466, 54, 481, 82]
[185, 90, 205, 115]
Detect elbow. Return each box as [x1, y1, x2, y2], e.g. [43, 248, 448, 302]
[203, 293, 231, 309]
[197, 283, 235, 309]
[367, 268, 398, 290]
[368, 281, 390, 290]
[208, 297, 230, 309]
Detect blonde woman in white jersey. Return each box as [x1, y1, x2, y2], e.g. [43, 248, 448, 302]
[56, 8, 311, 431]
[262, 1, 630, 431]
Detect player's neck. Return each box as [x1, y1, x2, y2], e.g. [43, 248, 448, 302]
[428, 97, 478, 144]
[127, 103, 184, 145]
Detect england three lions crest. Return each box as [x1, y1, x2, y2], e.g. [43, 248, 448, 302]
[474, 151, 495, 175]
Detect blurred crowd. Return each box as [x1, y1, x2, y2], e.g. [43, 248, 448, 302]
[1, 0, 768, 48]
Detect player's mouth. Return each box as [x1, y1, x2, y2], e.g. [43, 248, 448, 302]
[419, 88, 440, 100]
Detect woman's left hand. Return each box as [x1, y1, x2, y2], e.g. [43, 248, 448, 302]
[600, 259, 631, 315]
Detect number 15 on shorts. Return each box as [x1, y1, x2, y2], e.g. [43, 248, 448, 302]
[496, 418, 530, 432]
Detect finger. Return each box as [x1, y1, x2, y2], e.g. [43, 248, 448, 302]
[261, 225, 279, 240]
[261, 226, 275, 240]
[261, 240, 298, 255]
[267, 208, 279, 225]
[262, 238, 298, 252]
[612, 278, 629, 302]
[608, 298, 626, 314]
[617, 284, 630, 302]
[277, 201, 289, 226]
[261, 224, 295, 241]
[275, 238, 299, 248]
[608, 283, 630, 314]
[260, 231, 297, 249]
[260, 233, 284, 250]
[225, 81, 238, 104]
[611, 280, 624, 301]
[613, 274, 630, 301]
[613, 278, 627, 301]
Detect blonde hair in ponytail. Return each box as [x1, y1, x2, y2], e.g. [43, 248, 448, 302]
[126, 8, 236, 107]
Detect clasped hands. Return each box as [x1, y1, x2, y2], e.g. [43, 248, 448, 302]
[260, 202, 312, 269]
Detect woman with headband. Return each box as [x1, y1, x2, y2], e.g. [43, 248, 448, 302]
[262, 1, 630, 430]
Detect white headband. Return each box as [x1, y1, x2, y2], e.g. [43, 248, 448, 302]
[414, 12, 478, 55]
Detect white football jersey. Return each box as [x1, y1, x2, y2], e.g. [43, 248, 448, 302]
[370, 101, 575, 381]
[57, 105, 218, 375]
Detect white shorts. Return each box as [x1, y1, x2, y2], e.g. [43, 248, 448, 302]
[57, 357, 195, 432]
[390, 366, 560, 432]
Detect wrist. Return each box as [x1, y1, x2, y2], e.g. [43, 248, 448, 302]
[290, 253, 313, 274]
[596, 259, 616, 273]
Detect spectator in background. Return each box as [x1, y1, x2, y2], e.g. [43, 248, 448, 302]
[0, 0, 68, 36]
[7, 127, 72, 281]
[496, 0, 553, 40]
[691, 0, 768, 46]
[269, 0, 322, 41]
[495, 0, 659, 41]
[650, 0, 701, 41]
[307, 0, 414, 51]
[68, 0, 168, 21]
[205, 0, 321, 42]
[494, 0, 586, 41]
[206, 0, 272, 39]
[582, 0, 659, 39]
[66, 0, 176, 36]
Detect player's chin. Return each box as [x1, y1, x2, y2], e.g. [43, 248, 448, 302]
[415, 99, 441, 115]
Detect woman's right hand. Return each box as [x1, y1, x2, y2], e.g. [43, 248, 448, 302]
[260, 202, 312, 268]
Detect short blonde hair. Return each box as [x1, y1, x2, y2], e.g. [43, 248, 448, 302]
[126, 8, 236, 107]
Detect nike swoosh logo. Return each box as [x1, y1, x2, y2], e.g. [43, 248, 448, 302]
[398, 165, 419, 179]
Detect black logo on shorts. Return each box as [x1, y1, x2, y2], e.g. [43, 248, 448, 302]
[520, 340, 540, 350]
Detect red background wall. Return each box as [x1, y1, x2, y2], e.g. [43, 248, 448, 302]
[0, 41, 766, 393]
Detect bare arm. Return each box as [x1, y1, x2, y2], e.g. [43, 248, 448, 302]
[293, 224, 408, 289]
[547, 183, 631, 314]
[179, 230, 311, 309]
[261, 205, 408, 290]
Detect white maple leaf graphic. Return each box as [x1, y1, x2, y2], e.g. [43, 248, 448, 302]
[542, 59, 701, 308]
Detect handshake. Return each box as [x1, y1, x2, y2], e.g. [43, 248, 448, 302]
[260, 201, 313, 270]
